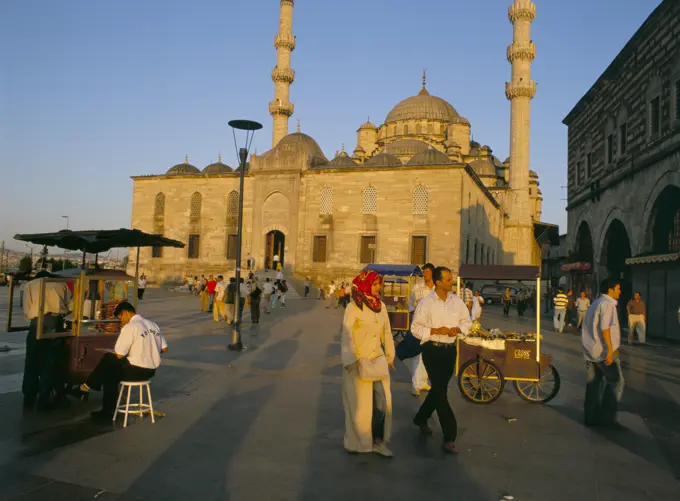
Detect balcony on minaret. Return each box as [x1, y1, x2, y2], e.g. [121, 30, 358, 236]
[507, 42, 536, 63]
[271, 66, 295, 84]
[269, 100, 294, 117]
[508, 1, 536, 23]
[274, 33, 296, 51]
[505, 81, 537, 100]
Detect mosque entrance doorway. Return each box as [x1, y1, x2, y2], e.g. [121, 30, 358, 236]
[265, 230, 285, 270]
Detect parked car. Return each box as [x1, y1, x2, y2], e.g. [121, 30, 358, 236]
[480, 285, 518, 305]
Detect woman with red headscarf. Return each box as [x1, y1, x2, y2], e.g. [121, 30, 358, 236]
[341, 270, 396, 457]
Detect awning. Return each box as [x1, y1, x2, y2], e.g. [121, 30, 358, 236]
[458, 264, 540, 281]
[625, 252, 680, 266]
[14, 229, 185, 254]
[534, 221, 560, 246]
[362, 264, 424, 277]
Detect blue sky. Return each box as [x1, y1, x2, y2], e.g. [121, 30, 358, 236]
[0, 0, 659, 251]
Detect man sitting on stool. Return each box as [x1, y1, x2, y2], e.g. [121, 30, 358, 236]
[81, 301, 167, 421]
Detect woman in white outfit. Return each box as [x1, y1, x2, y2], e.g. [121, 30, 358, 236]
[471, 290, 485, 321]
[341, 270, 396, 457]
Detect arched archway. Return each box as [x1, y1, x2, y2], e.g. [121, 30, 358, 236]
[571, 222, 595, 296]
[649, 185, 680, 254]
[600, 219, 632, 321]
[265, 230, 285, 270]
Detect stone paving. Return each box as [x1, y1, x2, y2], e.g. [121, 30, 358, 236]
[0, 285, 679, 501]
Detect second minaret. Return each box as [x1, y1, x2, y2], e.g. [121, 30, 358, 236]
[269, 0, 296, 147]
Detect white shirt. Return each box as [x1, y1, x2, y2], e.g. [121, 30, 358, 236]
[328, 284, 336, 295]
[214, 281, 227, 301]
[575, 297, 591, 312]
[239, 283, 248, 296]
[263, 282, 274, 294]
[412, 291, 472, 345]
[276, 271, 284, 281]
[114, 314, 167, 369]
[408, 280, 434, 312]
[582, 294, 620, 363]
[138, 278, 147, 289]
[23, 278, 70, 320]
[273, 254, 280, 262]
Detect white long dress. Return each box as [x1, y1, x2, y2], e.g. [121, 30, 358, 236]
[471, 296, 484, 321]
[341, 301, 395, 453]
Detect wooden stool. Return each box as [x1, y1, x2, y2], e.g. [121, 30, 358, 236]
[113, 381, 155, 428]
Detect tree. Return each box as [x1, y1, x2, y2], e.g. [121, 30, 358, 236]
[19, 256, 33, 273]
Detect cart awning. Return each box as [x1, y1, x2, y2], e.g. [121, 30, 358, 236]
[14, 229, 185, 254]
[459, 264, 540, 281]
[362, 264, 424, 277]
[625, 252, 680, 266]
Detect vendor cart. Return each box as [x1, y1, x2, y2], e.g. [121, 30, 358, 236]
[361, 264, 423, 336]
[8, 228, 184, 385]
[454, 264, 560, 404]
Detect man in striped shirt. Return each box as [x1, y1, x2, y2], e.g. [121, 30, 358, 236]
[553, 288, 569, 333]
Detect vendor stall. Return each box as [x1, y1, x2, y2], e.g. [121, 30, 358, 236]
[454, 264, 560, 404]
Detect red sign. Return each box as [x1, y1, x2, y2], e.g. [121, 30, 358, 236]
[561, 262, 592, 272]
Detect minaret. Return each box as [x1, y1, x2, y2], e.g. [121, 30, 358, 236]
[269, 0, 296, 147]
[505, 0, 537, 264]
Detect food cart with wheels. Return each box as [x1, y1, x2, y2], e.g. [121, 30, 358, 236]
[361, 264, 423, 338]
[8, 229, 184, 386]
[454, 264, 560, 404]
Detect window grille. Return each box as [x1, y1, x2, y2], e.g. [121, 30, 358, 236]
[227, 191, 239, 217]
[190, 192, 202, 219]
[154, 193, 165, 218]
[320, 187, 333, 215]
[413, 185, 428, 215]
[362, 186, 377, 214]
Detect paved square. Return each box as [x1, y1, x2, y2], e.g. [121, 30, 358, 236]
[1, 286, 679, 501]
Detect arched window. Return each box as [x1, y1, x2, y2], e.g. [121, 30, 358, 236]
[416, 123, 422, 134]
[362, 186, 377, 214]
[412, 185, 428, 215]
[154, 193, 165, 219]
[227, 190, 239, 217]
[404, 124, 409, 135]
[320, 187, 333, 215]
[190, 192, 202, 220]
[428, 123, 434, 134]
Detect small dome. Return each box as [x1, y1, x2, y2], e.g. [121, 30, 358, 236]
[329, 151, 358, 168]
[530, 169, 539, 179]
[167, 155, 200, 175]
[365, 152, 402, 167]
[386, 86, 459, 123]
[354, 145, 365, 153]
[203, 155, 233, 174]
[407, 148, 452, 166]
[275, 132, 328, 166]
[503, 157, 511, 165]
[359, 120, 377, 130]
[385, 139, 430, 156]
[469, 159, 497, 178]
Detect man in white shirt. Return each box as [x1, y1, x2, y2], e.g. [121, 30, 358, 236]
[411, 266, 472, 455]
[326, 281, 337, 309]
[276, 269, 284, 281]
[262, 278, 274, 314]
[582, 278, 624, 428]
[575, 291, 590, 328]
[82, 302, 167, 421]
[408, 263, 435, 396]
[137, 274, 147, 300]
[213, 275, 228, 323]
[22, 270, 71, 410]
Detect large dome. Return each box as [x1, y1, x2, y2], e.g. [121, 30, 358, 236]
[386, 87, 459, 124]
[275, 132, 328, 166]
[167, 156, 200, 175]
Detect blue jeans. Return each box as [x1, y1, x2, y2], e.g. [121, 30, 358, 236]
[584, 356, 624, 426]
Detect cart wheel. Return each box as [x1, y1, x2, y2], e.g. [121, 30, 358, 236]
[458, 358, 505, 404]
[514, 364, 561, 404]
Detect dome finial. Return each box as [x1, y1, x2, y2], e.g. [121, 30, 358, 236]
[184, 154, 189, 164]
[422, 69, 427, 89]
[341, 143, 345, 153]
[297, 119, 301, 133]
[218, 152, 222, 163]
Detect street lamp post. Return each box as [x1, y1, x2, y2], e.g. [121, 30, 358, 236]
[227, 119, 263, 352]
[62, 215, 69, 229]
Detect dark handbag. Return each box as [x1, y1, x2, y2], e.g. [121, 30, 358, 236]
[396, 331, 422, 361]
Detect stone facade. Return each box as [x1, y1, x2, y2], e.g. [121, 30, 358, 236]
[128, 0, 550, 285]
[563, 0, 680, 340]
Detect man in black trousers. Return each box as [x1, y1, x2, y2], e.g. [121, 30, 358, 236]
[411, 266, 472, 454]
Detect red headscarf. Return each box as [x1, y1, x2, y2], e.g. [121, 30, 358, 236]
[351, 270, 383, 313]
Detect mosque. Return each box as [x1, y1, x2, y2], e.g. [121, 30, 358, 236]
[128, 0, 555, 283]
